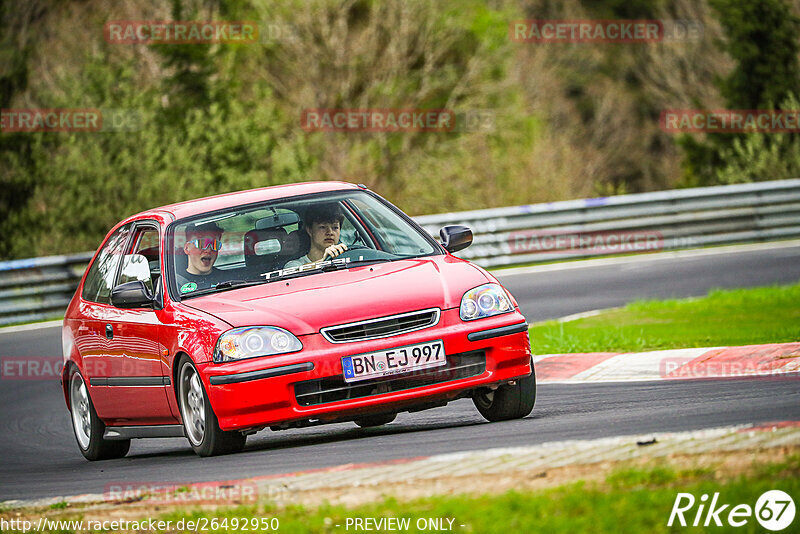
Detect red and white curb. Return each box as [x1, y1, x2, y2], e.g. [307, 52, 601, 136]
[4, 422, 798, 510]
[534, 343, 800, 383]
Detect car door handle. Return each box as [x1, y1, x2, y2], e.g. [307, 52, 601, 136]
[105, 324, 114, 340]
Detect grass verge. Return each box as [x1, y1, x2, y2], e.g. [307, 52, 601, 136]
[158, 453, 798, 533]
[529, 282, 800, 354]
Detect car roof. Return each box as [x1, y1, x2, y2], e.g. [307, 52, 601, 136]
[124, 181, 361, 223]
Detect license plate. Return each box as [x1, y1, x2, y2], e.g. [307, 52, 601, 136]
[341, 340, 446, 383]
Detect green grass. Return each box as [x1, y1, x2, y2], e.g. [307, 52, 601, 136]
[149, 455, 799, 534]
[529, 282, 800, 354]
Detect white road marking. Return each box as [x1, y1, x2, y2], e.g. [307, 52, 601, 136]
[0, 319, 63, 335]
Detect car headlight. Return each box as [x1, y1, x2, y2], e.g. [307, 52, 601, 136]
[460, 283, 513, 321]
[214, 326, 302, 363]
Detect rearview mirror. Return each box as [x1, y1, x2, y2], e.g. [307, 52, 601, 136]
[439, 225, 473, 253]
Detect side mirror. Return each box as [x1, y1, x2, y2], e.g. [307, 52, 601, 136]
[439, 225, 473, 254]
[118, 254, 153, 288]
[111, 280, 155, 308]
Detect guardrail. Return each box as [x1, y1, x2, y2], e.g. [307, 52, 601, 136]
[0, 252, 94, 326]
[415, 179, 800, 267]
[1, 179, 799, 326]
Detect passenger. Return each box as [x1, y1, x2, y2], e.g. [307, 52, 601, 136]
[284, 204, 348, 268]
[176, 222, 224, 293]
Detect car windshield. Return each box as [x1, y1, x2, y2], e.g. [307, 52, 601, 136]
[168, 190, 440, 298]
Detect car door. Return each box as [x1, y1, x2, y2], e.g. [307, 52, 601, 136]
[97, 222, 174, 425]
[76, 223, 132, 422]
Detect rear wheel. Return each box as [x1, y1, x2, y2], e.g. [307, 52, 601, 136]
[354, 413, 397, 428]
[69, 371, 130, 460]
[177, 357, 246, 457]
[473, 366, 536, 422]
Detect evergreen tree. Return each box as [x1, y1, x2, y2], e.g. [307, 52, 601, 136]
[680, 0, 800, 185]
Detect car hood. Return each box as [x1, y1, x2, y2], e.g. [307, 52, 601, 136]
[181, 255, 490, 335]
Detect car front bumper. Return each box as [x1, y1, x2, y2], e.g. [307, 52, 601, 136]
[199, 308, 533, 431]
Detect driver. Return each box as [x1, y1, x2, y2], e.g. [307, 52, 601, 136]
[176, 222, 224, 293]
[284, 204, 348, 268]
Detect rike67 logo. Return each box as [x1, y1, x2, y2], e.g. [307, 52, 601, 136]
[668, 490, 795, 531]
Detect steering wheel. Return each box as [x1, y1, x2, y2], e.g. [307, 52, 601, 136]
[334, 245, 395, 262]
[322, 244, 365, 261]
[324, 245, 393, 262]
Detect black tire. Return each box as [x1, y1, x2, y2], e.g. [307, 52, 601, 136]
[354, 413, 397, 428]
[177, 357, 246, 457]
[69, 371, 131, 461]
[473, 365, 536, 422]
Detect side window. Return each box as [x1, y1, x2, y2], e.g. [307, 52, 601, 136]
[82, 224, 132, 304]
[125, 227, 160, 293]
[339, 213, 358, 245]
[133, 229, 159, 258]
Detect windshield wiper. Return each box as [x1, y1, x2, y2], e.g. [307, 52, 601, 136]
[182, 279, 268, 298]
[260, 269, 331, 283]
[320, 258, 393, 271]
[259, 258, 393, 283]
[213, 279, 265, 290]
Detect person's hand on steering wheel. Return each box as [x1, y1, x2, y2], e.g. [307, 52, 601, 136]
[321, 243, 348, 262]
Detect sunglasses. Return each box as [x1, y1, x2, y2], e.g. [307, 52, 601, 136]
[188, 237, 222, 251]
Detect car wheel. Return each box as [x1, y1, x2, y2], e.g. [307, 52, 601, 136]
[473, 365, 536, 422]
[69, 371, 131, 461]
[354, 413, 397, 428]
[177, 357, 246, 457]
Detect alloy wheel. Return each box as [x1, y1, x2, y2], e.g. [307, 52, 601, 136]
[180, 363, 206, 445]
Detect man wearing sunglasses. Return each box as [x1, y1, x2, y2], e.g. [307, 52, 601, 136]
[176, 222, 224, 293]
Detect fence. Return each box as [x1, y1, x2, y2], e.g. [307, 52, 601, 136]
[1, 179, 799, 326]
[415, 179, 800, 267]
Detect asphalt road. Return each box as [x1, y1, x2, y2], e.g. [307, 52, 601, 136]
[1, 243, 799, 501]
[497, 242, 800, 322]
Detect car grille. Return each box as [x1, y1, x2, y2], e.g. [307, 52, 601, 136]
[294, 351, 486, 406]
[320, 308, 440, 343]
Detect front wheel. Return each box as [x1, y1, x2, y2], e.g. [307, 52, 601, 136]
[473, 366, 536, 422]
[177, 357, 246, 457]
[69, 371, 130, 460]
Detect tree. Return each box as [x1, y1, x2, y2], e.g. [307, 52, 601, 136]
[0, 0, 48, 258]
[679, 0, 800, 186]
[710, 0, 800, 109]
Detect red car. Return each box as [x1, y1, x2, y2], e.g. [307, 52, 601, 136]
[62, 182, 534, 459]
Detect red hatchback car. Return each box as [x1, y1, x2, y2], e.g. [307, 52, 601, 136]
[62, 182, 535, 459]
